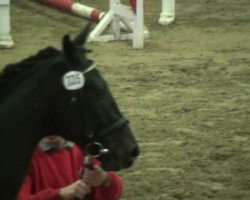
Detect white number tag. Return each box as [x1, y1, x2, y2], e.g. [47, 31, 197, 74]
[63, 71, 85, 90]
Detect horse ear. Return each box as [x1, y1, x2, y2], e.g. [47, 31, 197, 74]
[63, 34, 77, 66]
[73, 22, 92, 46]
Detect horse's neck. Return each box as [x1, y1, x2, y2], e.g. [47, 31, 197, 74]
[0, 68, 64, 199]
[0, 75, 57, 154]
[0, 66, 63, 157]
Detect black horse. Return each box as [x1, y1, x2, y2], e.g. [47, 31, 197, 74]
[0, 23, 140, 199]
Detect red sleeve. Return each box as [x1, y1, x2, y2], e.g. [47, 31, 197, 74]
[91, 171, 123, 200]
[17, 174, 61, 200]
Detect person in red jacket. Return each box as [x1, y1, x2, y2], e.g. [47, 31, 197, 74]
[18, 136, 123, 200]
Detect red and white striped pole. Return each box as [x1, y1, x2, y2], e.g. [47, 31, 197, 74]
[37, 0, 105, 22]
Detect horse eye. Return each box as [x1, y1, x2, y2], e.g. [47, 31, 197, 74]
[93, 84, 107, 96]
[87, 81, 107, 99]
[90, 91, 105, 101]
[86, 86, 106, 101]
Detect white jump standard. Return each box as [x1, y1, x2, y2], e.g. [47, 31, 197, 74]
[0, 0, 14, 49]
[88, 0, 145, 49]
[159, 0, 175, 25]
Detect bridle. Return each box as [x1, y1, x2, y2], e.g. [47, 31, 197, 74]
[63, 64, 129, 142]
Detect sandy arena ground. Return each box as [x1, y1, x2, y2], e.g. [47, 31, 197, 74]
[1, 0, 250, 199]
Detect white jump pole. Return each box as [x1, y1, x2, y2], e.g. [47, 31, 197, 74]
[159, 0, 175, 25]
[37, 0, 105, 22]
[0, 0, 14, 49]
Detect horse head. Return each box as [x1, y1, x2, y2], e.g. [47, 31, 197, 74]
[52, 23, 140, 171]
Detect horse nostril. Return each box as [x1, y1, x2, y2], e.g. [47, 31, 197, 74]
[131, 147, 140, 158]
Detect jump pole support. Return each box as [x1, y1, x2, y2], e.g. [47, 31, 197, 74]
[159, 0, 175, 25]
[0, 0, 14, 49]
[88, 0, 146, 49]
[36, 0, 105, 22]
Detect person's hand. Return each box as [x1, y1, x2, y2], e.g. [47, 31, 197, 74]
[83, 165, 110, 187]
[59, 180, 90, 200]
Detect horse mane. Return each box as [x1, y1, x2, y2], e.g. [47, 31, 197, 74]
[0, 47, 61, 102]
